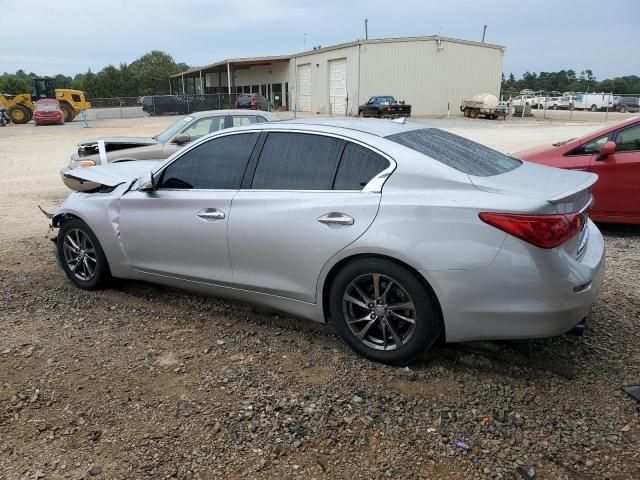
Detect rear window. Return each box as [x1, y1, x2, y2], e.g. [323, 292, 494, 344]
[386, 128, 521, 177]
[35, 102, 58, 111]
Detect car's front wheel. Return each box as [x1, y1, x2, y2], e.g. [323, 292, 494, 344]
[330, 258, 441, 365]
[57, 218, 110, 290]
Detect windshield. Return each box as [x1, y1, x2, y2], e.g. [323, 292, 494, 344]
[155, 116, 194, 143]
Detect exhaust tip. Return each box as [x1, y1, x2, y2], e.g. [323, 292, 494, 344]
[571, 318, 587, 336]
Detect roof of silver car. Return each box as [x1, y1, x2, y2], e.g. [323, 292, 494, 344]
[278, 117, 426, 137]
[188, 109, 280, 120]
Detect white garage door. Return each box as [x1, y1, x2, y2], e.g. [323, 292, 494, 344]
[297, 64, 312, 112]
[329, 58, 347, 115]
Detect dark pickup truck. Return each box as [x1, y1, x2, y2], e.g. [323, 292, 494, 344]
[358, 96, 411, 118]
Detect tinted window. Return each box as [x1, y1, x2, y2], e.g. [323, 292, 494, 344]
[252, 133, 343, 190]
[334, 143, 389, 190]
[160, 133, 258, 189]
[386, 128, 521, 177]
[615, 124, 640, 152]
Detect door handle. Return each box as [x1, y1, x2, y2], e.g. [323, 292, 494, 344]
[317, 212, 354, 226]
[197, 208, 225, 221]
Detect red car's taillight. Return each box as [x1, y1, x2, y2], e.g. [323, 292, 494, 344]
[251, 99, 256, 106]
[479, 212, 586, 249]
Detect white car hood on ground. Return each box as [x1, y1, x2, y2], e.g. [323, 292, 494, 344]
[78, 136, 158, 146]
[62, 160, 162, 189]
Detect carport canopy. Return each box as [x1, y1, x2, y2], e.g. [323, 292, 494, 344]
[169, 55, 291, 95]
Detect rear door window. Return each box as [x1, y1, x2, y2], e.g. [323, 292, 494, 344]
[333, 143, 389, 190]
[231, 115, 259, 127]
[251, 133, 344, 190]
[615, 124, 640, 152]
[160, 133, 258, 189]
[386, 128, 521, 176]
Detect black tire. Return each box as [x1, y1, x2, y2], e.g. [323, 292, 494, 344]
[57, 218, 110, 290]
[470, 109, 478, 119]
[60, 103, 74, 122]
[358, 110, 364, 117]
[463, 107, 471, 117]
[620, 105, 628, 113]
[590, 104, 598, 112]
[329, 258, 442, 365]
[7, 104, 31, 124]
[553, 104, 558, 110]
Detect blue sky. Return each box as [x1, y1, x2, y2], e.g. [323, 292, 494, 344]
[1, 0, 637, 80]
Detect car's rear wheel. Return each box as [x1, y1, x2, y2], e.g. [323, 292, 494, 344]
[620, 105, 628, 113]
[57, 218, 110, 290]
[60, 103, 74, 122]
[330, 258, 441, 365]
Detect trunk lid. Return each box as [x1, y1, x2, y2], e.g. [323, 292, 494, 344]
[470, 161, 596, 207]
[62, 160, 161, 191]
[471, 161, 596, 258]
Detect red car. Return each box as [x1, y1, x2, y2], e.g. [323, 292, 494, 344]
[514, 117, 640, 224]
[33, 99, 64, 126]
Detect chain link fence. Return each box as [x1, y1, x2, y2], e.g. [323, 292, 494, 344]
[504, 92, 639, 122]
[85, 94, 278, 120]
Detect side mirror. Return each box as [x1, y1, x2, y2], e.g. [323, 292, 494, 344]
[598, 140, 616, 158]
[138, 171, 157, 192]
[172, 133, 191, 145]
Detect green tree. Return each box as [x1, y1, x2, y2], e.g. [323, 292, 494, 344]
[0, 74, 31, 94]
[130, 50, 184, 95]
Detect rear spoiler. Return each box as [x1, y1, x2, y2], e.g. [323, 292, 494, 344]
[547, 173, 598, 203]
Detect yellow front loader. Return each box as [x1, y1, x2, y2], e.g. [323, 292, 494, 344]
[0, 78, 91, 124]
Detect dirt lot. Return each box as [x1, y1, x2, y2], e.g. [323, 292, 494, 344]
[0, 115, 639, 479]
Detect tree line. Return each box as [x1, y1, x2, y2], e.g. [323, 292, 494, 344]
[501, 70, 640, 97]
[0, 51, 189, 99]
[3, 55, 639, 100]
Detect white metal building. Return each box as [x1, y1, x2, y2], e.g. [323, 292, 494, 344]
[170, 36, 505, 116]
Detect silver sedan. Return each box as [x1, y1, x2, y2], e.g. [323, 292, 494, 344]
[50, 119, 605, 364]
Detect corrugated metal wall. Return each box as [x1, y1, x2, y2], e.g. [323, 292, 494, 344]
[286, 39, 503, 116]
[359, 39, 504, 115]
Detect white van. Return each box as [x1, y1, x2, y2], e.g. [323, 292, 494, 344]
[573, 93, 614, 112]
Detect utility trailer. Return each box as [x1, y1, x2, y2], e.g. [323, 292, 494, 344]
[460, 93, 508, 120]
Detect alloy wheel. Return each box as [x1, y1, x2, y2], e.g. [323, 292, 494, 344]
[62, 228, 97, 281]
[342, 273, 416, 351]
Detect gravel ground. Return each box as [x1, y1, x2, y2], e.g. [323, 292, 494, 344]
[0, 115, 639, 479]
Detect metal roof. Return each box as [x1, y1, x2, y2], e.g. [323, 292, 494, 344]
[170, 35, 506, 78]
[171, 55, 291, 78]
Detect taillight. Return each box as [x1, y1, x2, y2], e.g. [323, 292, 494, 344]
[479, 212, 586, 249]
[387, 107, 392, 111]
[251, 99, 256, 106]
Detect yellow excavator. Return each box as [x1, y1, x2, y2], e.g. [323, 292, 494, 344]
[0, 78, 91, 124]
